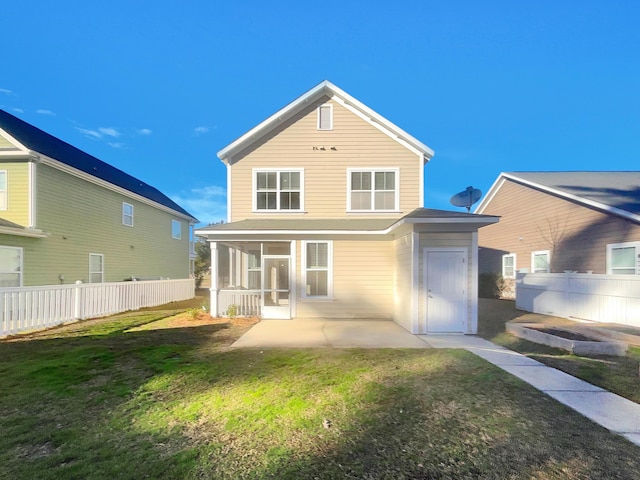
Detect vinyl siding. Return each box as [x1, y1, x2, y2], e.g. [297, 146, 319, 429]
[8, 163, 191, 286]
[295, 239, 394, 318]
[478, 179, 640, 275]
[393, 233, 413, 331]
[229, 97, 422, 220]
[0, 161, 30, 226]
[418, 232, 474, 333]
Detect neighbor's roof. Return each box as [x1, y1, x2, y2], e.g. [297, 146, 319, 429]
[217, 80, 435, 164]
[476, 171, 640, 222]
[196, 208, 498, 236]
[0, 109, 197, 221]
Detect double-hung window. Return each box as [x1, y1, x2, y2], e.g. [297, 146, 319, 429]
[0, 246, 22, 287]
[502, 253, 516, 278]
[348, 168, 399, 212]
[247, 249, 261, 289]
[303, 241, 332, 298]
[172, 219, 182, 239]
[122, 202, 133, 226]
[0, 171, 7, 210]
[607, 242, 640, 275]
[89, 253, 104, 283]
[254, 169, 303, 212]
[531, 250, 550, 273]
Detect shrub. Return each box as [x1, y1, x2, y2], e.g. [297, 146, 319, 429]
[478, 273, 506, 298]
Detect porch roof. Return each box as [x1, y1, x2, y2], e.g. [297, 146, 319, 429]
[195, 209, 499, 236]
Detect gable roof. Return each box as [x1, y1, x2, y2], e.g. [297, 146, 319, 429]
[0, 109, 197, 221]
[217, 80, 435, 164]
[476, 171, 640, 223]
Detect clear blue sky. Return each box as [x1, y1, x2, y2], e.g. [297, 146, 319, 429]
[2, 1, 639, 225]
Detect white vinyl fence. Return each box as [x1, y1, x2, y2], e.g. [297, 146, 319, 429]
[516, 272, 640, 327]
[0, 278, 194, 336]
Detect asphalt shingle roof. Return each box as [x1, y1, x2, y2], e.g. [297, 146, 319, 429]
[0, 109, 196, 220]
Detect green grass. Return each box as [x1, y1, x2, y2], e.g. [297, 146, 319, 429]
[479, 298, 640, 404]
[1, 305, 640, 479]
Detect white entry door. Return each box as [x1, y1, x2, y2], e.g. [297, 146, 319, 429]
[424, 249, 467, 333]
[262, 255, 291, 319]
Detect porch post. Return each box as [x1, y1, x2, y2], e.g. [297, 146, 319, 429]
[210, 241, 218, 316]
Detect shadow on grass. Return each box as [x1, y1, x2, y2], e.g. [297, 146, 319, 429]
[1, 323, 640, 479]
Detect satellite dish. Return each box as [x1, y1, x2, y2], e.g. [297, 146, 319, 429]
[450, 186, 482, 212]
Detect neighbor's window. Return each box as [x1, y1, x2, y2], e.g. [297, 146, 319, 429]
[0, 171, 7, 210]
[607, 242, 640, 275]
[348, 169, 399, 211]
[254, 169, 303, 211]
[531, 250, 550, 273]
[502, 253, 516, 278]
[122, 202, 133, 226]
[247, 249, 261, 289]
[89, 253, 104, 283]
[0, 246, 22, 287]
[317, 104, 333, 130]
[172, 220, 182, 239]
[303, 241, 332, 298]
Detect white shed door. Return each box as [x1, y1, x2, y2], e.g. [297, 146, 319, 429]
[424, 249, 467, 333]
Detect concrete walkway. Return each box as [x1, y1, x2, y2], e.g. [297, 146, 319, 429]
[421, 335, 640, 447]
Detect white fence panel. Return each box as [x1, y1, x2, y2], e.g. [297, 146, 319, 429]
[0, 279, 194, 336]
[516, 272, 640, 327]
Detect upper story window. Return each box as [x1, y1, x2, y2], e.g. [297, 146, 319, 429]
[607, 241, 640, 275]
[172, 219, 182, 239]
[317, 104, 333, 130]
[0, 245, 22, 287]
[531, 250, 550, 273]
[0, 171, 7, 210]
[89, 253, 104, 283]
[253, 169, 304, 212]
[122, 202, 133, 226]
[347, 168, 399, 212]
[502, 253, 516, 279]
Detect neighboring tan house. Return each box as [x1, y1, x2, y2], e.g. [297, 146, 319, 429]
[196, 81, 498, 334]
[0, 109, 198, 286]
[476, 171, 640, 297]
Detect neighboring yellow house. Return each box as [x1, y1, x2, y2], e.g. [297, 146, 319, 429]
[196, 81, 498, 334]
[0, 109, 198, 286]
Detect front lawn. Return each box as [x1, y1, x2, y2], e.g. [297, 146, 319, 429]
[1, 304, 639, 479]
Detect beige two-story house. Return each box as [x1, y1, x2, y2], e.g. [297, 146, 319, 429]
[196, 81, 498, 334]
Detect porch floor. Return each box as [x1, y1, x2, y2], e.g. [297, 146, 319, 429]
[231, 319, 431, 348]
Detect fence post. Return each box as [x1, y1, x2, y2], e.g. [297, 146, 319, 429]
[74, 280, 83, 320]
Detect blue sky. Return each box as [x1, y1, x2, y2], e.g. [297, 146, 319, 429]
[2, 1, 639, 225]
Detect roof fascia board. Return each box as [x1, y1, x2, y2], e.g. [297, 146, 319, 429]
[474, 175, 507, 213]
[35, 153, 196, 222]
[499, 173, 640, 223]
[217, 80, 434, 163]
[0, 226, 48, 238]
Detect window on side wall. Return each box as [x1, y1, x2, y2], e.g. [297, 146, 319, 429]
[348, 169, 399, 212]
[122, 202, 133, 226]
[531, 250, 550, 273]
[317, 104, 333, 130]
[254, 169, 303, 212]
[0, 246, 22, 287]
[607, 242, 640, 274]
[502, 253, 516, 278]
[89, 253, 104, 283]
[303, 241, 332, 298]
[247, 249, 261, 289]
[0, 171, 7, 210]
[172, 220, 182, 239]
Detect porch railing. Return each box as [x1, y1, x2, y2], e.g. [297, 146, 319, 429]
[217, 289, 261, 317]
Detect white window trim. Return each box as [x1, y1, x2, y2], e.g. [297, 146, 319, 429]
[0, 170, 7, 211]
[317, 104, 333, 130]
[122, 202, 134, 226]
[89, 253, 104, 283]
[301, 240, 333, 300]
[252, 168, 305, 213]
[346, 167, 400, 213]
[502, 253, 516, 279]
[172, 219, 182, 239]
[0, 245, 23, 287]
[606, 241, 640, 275]
[531, 250, 550, 273]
